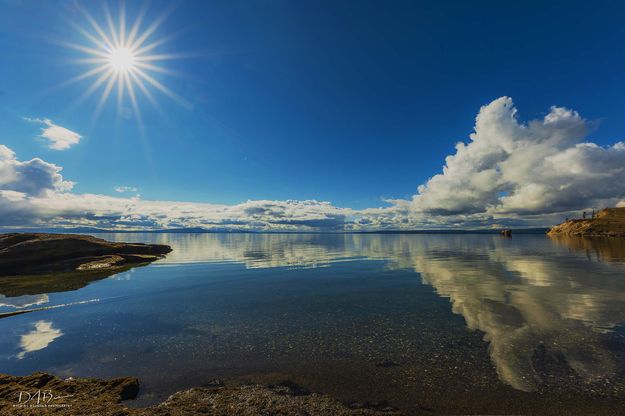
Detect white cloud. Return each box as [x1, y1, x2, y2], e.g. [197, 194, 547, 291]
[0, 145, 74, 197]
[3, 97, 625, 230]
[24, 117, 82, 150]
[0, 193, 353, 230]
[115, 186, 138, 193]
[408, 97, 625, 219]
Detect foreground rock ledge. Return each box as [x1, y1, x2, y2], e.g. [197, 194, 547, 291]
[0, 233, 172, 276]
[0, 372, 399, 415]
[547, 207, 625, 237]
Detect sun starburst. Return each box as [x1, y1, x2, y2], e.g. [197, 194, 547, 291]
[62, 3, 189, 125]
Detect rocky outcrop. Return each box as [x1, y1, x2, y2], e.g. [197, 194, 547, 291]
[547, 208, 625, 237]
[0, 233, 171, 276]
[0, 372, 400, 415]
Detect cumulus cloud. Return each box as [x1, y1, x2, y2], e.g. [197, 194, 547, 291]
[0, 145, 74, 197]
[3, 97, 625, 230]
[409, 97, 625, 218]
[24, 117, 82, 150]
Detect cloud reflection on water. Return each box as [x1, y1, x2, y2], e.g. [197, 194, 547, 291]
[0, 294, 49, 309]
[108, 233, 625, 392]
[17, 320, 63, 359]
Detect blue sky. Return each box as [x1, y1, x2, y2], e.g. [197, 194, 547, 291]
[1, 0, 625, 230]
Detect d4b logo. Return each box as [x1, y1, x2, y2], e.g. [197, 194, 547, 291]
[15, 389, 73, 408]
[18, 390, 54, 404]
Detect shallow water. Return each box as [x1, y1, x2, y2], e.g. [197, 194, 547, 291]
[1, 233, 625, 414]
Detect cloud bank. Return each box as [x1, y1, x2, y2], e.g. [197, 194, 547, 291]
[3, 97, 625, 230]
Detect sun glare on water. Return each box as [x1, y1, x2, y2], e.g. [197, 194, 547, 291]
[62, 3, 189, 125]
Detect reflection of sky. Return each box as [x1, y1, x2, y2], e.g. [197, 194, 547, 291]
[100, 233, 625, 391]
[0, 294, 49, 309]
[3, 233, 625, 392]
[17, 320, 63, 359]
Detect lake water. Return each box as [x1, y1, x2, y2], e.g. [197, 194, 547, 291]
[1, 233, 625, 414]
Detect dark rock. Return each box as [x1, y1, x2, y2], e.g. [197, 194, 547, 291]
[0, 233, 172, 276]
[204, 379, 225, 388]
[375, 360, 401, 368]
[268, 380, 311, 396]
[0, 372, 402, 415]
[347, 400, 396, 412]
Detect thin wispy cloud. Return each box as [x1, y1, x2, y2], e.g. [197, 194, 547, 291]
[115, 186, 138, 193]
[23, 117, 82, 150]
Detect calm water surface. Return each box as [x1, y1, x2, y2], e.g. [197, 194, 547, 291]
[1, 234, 625, 414]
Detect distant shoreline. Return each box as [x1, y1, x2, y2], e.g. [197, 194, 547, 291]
[0, 228, 551, 235]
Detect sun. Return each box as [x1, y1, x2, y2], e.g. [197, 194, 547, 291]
[108, 47, 136, 72]
[62, 3, 189, 125]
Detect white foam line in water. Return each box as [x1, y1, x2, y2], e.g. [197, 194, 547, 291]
[0, 298, 102, 319]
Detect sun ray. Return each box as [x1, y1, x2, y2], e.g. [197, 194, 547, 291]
[134, 52, 198, 62]
[71, 57, 110, 65]
[81, 8, 115, 51]
[133, 33, 176, 56]
[92, 73, 118, 123]
[119, 3, 126, 48]
[101, 74, 118, 105]
[117, 71, 125, 113]
[126, 4, 147, 47]
[81, 70, 115, 101]
[128, 69, 160, 111]
[129, 3, 177, 51]
[66, 68, 115, 115]
[124, 72, 145, 134]
[132, 67, 191, 108]
[105, 4, 120, 49]
[72, 24, 112, 53]
[61, 2, 190, 125]
[59, 65, 110, 88]
[61, 41, 110, 59]
[134, 61, 178, 76]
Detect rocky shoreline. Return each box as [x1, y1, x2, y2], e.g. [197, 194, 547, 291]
[0, 372, 399, 415]
[547, 207, 625, 237]
[0, 233, 171, 276]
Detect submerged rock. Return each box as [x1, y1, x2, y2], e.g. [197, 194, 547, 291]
[0, 372, 401, 415]
[547, 208, 625, 237]
[0, 233, 171, 276]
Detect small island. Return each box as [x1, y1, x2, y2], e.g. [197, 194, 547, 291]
[547, 207, 625, 237]
[0, 233, 172, 276]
